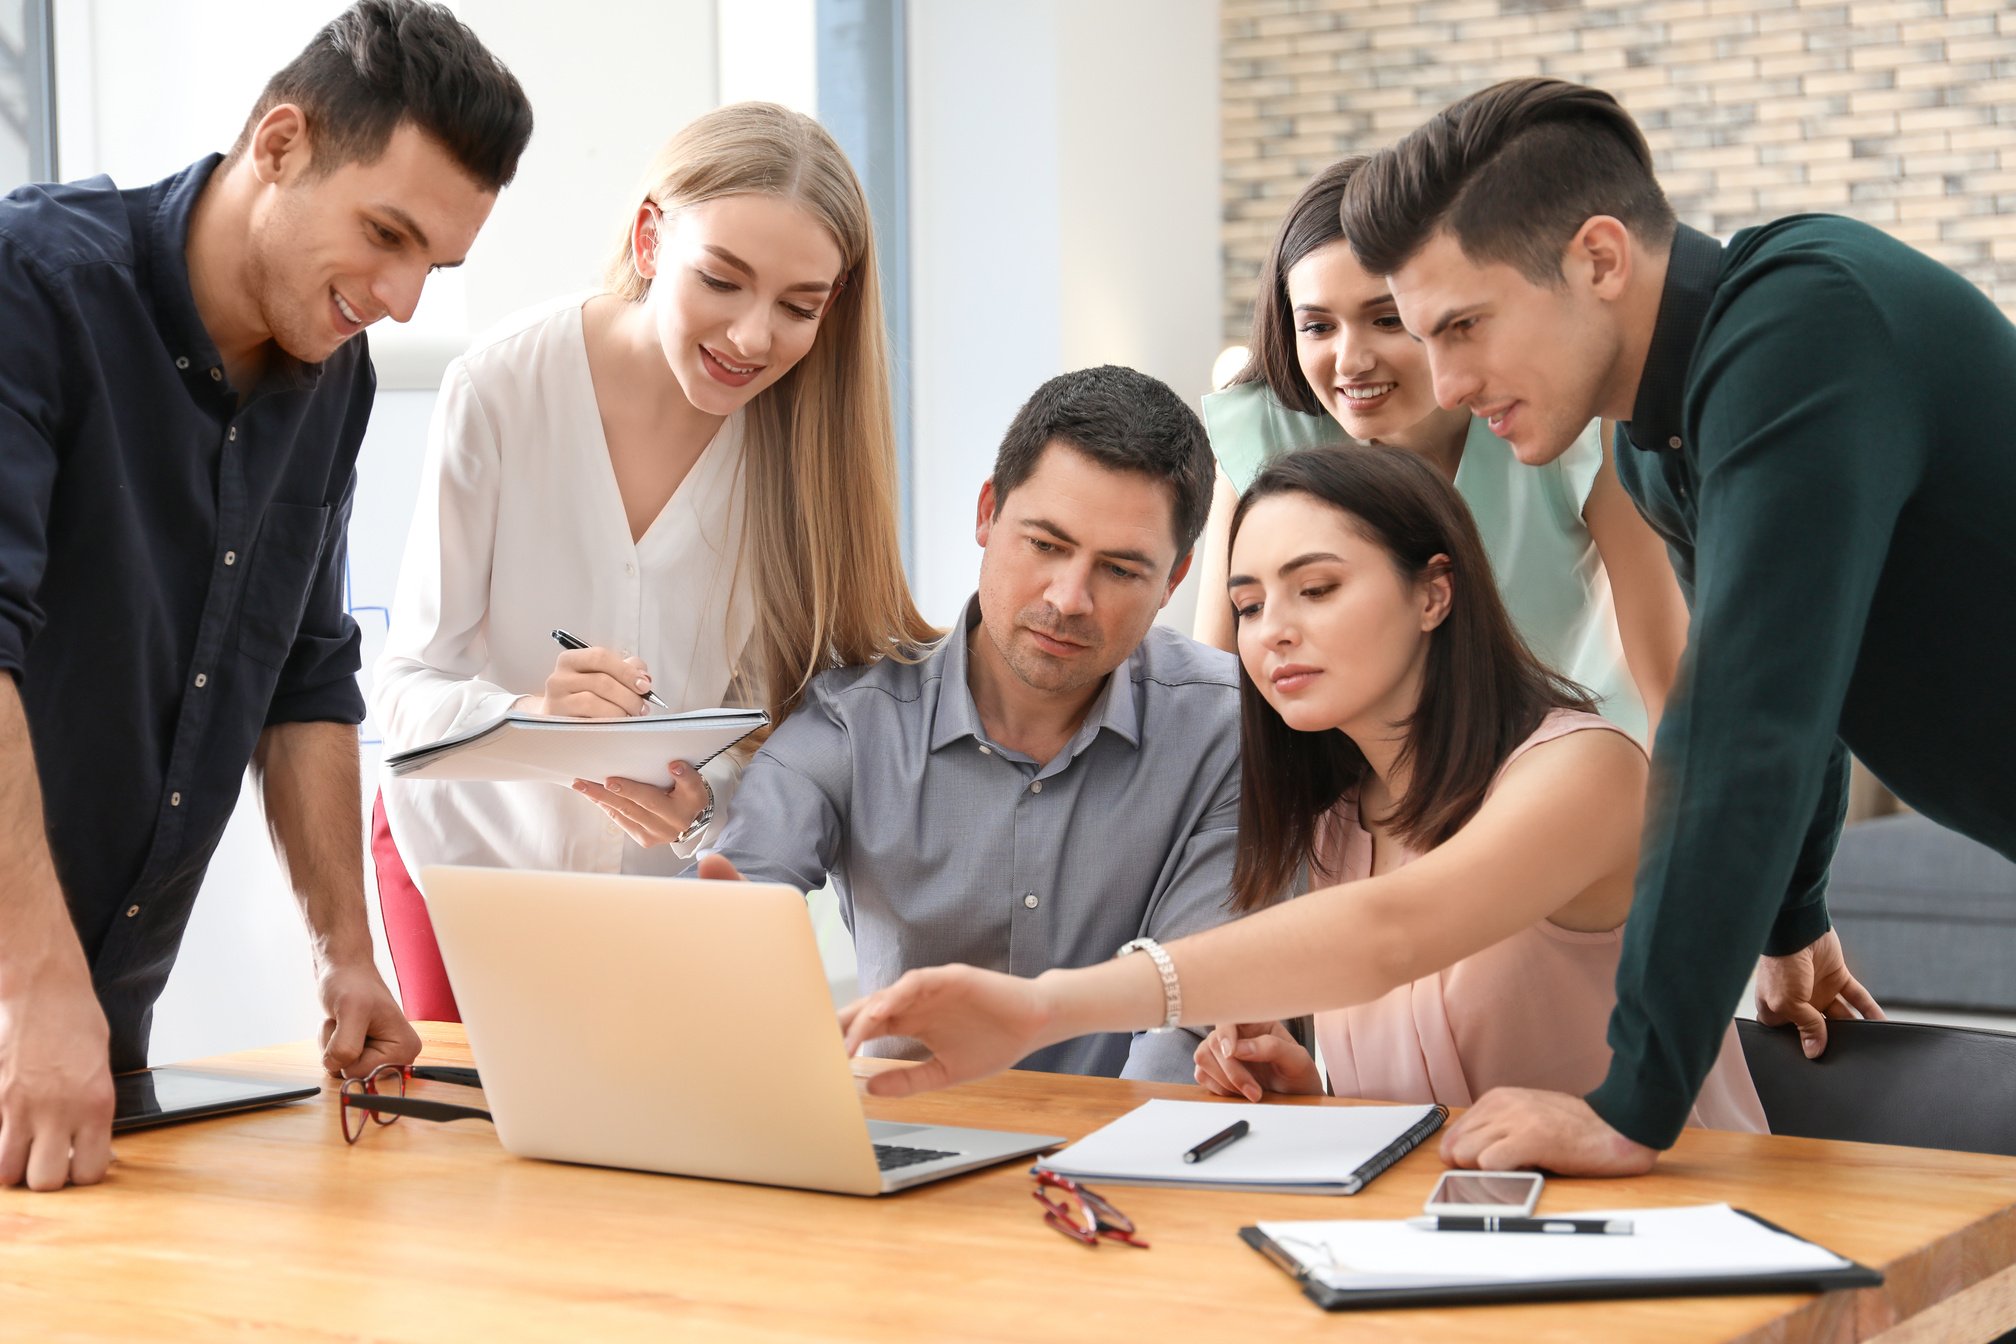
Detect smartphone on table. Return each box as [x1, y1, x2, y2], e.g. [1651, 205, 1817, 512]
[1422, 1170, 1545, 1217]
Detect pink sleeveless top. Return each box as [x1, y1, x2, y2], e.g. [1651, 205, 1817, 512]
[1312, 710, 1767, 1133]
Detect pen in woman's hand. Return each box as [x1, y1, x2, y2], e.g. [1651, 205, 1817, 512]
[549, 628, 670, 710]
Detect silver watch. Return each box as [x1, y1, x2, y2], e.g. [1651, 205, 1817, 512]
[1115, 936, 1182, 1032]
[673, 773, 716, 847]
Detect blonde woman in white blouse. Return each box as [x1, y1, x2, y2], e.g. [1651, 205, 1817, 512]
[371, 103, 934, 1017]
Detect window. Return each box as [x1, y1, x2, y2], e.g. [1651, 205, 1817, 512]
[817, 0, 912, 573]
[0, 0, 55, 190]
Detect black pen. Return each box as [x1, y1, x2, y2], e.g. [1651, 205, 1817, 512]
[1182, 1118, 1251, 1164]
[550, 627, 668, 709]
[1406, 1216, 1634, 1235]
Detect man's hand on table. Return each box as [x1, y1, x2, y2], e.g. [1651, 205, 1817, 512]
[318, 958, 421, 1080]
[0, 955, 115, 1190]
[1439, 1087, 1659, 1177]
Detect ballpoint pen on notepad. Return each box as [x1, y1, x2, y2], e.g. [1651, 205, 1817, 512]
[550, 628, 669, 709]
[1182, 1119, 1251, 1164]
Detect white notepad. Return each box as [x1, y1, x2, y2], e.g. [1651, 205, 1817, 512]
[1256, 1203, 1855, 1293]
[384, 708, 768, 789]
[1033, 1098, 1444, 1194]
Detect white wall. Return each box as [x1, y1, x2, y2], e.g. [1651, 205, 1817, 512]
[905, 0, 1222, 630]
[717, 0, 816, 113]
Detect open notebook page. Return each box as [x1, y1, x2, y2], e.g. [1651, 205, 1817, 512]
[1037, 1098, 1440, 1186]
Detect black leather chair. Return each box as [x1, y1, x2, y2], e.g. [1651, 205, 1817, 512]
[1737, 1018, 2016, 1157]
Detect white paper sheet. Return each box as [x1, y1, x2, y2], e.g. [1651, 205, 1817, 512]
[1256, 1204, 1852, 1291]
[1036, 1098, 1440, 1189]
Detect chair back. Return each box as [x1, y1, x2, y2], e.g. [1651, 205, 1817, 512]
[1737, 1018, 2016, 1157]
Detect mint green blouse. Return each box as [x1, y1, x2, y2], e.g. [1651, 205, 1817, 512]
[1203, 381, 1646, 744]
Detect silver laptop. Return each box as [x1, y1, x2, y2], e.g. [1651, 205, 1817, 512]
[420, 866, 1062, 1195]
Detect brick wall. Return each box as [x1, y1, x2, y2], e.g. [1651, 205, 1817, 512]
[1221, 0, 2016, 343]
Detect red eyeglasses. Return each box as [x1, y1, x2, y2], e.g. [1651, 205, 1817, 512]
[1033, 1171, 1149, 1248]
[338, 1063, 491, 1144]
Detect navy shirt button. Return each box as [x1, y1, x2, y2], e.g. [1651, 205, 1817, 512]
[224, 551, 237, 566]
[227, 426, 237, 442]
[1667, 435, 1682, 449]
[125, 905, 140, 918]
[209, 367, 222, 381]
[174, 356, 189, 369]
[169, 791, 182, 807]
[194, 673, 207, 688]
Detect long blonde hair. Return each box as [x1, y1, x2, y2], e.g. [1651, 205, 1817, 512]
[606, 102, 937, 730]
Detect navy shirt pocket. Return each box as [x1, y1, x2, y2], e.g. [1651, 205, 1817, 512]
[238, 502, 331, 670]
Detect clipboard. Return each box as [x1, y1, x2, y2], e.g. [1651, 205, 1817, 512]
[1240, 1204, 1883, 1311]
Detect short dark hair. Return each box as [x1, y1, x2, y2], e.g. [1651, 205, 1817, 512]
[1232, 155, 1367, 417]
[226, 0, 533, 192]
[990, 365, 1215, 563]
[1342, 78, 1676, 285]
[1227, 445, 1598, 912]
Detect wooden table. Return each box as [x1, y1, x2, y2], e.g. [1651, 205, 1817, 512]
[3, 1025, 2012, 1343]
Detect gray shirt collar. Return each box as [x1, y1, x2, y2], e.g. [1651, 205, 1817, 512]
[928, 595, 1144, 759]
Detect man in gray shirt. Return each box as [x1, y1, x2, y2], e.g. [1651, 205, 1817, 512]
[700, 365, 1241, 1081]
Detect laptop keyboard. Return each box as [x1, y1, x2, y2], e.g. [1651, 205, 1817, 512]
[874, 1143, 961, 1171]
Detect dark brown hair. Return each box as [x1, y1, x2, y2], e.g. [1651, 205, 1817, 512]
[991, 365, 1215, 563]
[1231, 155, 1368, 417]
[1342, 78, 1676, 285]
[1228, 445, 1598, 912]
[227, 0, 533, 192]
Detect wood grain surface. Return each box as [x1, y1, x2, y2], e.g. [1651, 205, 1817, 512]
[1, 1025, 2010, 1343]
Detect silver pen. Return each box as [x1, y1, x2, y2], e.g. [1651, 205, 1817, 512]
[1405, 1215, 1634, 1235]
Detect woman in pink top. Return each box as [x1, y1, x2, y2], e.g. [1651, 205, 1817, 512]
[831, 444, 1766, 1171]
[1188, 446, 1760, 1129]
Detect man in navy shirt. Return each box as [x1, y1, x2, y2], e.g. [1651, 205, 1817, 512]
[0, 0, 532, 1190]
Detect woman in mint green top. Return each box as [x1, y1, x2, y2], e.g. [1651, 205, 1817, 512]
[1196, 157, 1685, 744]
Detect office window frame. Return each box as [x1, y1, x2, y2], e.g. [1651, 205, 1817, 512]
[816, 0, 913, 577]
[0, 0, 56, 187]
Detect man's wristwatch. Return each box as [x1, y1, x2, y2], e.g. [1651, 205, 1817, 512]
[673, 773, 716, 847]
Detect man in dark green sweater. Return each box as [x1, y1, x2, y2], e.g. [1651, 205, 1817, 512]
[1342, 78, 2016, 1175]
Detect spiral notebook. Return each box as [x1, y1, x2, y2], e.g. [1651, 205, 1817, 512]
[385, 708, 768, 789]
[1032, 1099, 1445, 1194]
[1241, 1202, 1881, 1311]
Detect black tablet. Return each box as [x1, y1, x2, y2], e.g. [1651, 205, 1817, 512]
[112, 1065, 322, 1131]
